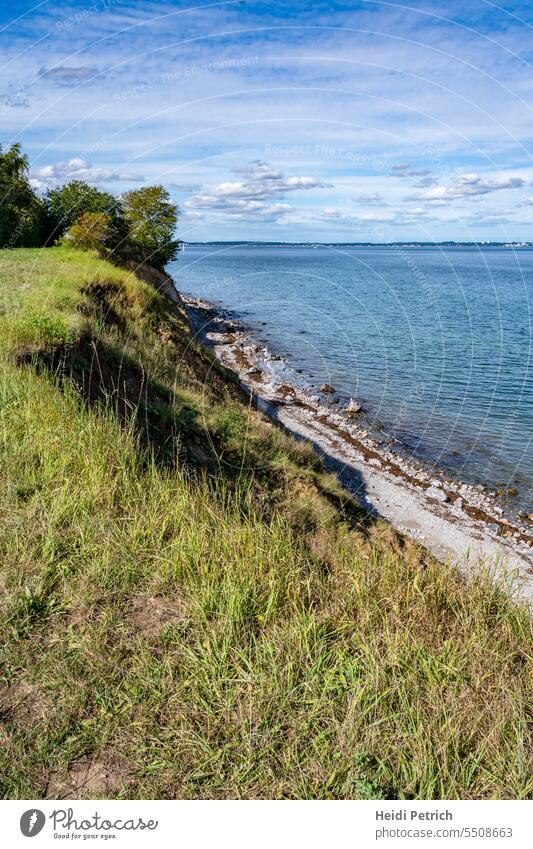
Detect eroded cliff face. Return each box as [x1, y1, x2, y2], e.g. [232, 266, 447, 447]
[120, 258, 184, 307]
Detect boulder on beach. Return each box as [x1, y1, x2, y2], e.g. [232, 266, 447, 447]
[320, 383, 335, 394]
[346, 398, 362, 415]
[426, 486, 449, 503]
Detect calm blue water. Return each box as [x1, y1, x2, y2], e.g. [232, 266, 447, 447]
[169, 245, 533, 512]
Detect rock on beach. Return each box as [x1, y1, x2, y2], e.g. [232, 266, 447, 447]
[346, 399, 362, 415]
[426, 486, 449, 503]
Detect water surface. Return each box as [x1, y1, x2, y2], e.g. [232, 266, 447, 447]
[169, 244, 533, 513]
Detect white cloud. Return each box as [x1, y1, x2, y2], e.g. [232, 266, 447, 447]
[411, 173, 526, 203]
[391, 164, 438, 188]
[353, 193, 388, 206]
[321, 205, 437, 228]
[30, 157, 144, 190]
[167, 183, 201, 193]
[185, 160, 331, 221]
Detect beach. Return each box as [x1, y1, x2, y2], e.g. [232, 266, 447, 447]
[182, 292, 533, 604]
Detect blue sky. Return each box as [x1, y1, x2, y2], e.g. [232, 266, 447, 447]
[2, 0, 533, 240]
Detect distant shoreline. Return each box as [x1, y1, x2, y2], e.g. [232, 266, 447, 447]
[184, 241, 533, 248]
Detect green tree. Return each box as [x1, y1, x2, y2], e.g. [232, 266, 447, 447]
[122, 186, 179, 269]
[0, 143, 46, 247]
[44, 180, 127, 247]
[65, 211, 114, 254]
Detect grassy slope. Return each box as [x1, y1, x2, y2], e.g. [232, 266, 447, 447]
[0, 246, 531, 800]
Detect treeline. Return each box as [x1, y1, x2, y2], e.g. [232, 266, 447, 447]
[0, 143, 180, 269]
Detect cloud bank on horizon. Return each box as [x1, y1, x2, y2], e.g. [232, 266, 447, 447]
[2, 0, 533, 241]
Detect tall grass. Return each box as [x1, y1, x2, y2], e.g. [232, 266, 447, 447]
[0, 247, 531, 800]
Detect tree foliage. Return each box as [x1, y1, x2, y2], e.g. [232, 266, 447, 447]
[44, 180, 127, 246]
[0, 143, 46, 248]
[122, 186, 180, 269]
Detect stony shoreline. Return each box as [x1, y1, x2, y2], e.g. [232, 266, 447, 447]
[181, 292, 533, 603]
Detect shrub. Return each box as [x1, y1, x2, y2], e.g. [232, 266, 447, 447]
[65, 212, 114, 254]
[20, 311, 75, 348]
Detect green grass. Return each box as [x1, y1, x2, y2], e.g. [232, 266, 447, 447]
[0, 246, 531, 800]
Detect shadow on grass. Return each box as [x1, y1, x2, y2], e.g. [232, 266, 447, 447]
[17, 279, 381, 541]
[17, 332, 207, 472]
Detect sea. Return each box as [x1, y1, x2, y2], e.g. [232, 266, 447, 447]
[168, 244, 533, 515]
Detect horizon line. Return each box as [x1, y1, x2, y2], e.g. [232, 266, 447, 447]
[183, 239, 532, 246]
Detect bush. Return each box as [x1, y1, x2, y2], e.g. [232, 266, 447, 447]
[65, 212, 114, 254]
[20, 311, 76, 349]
